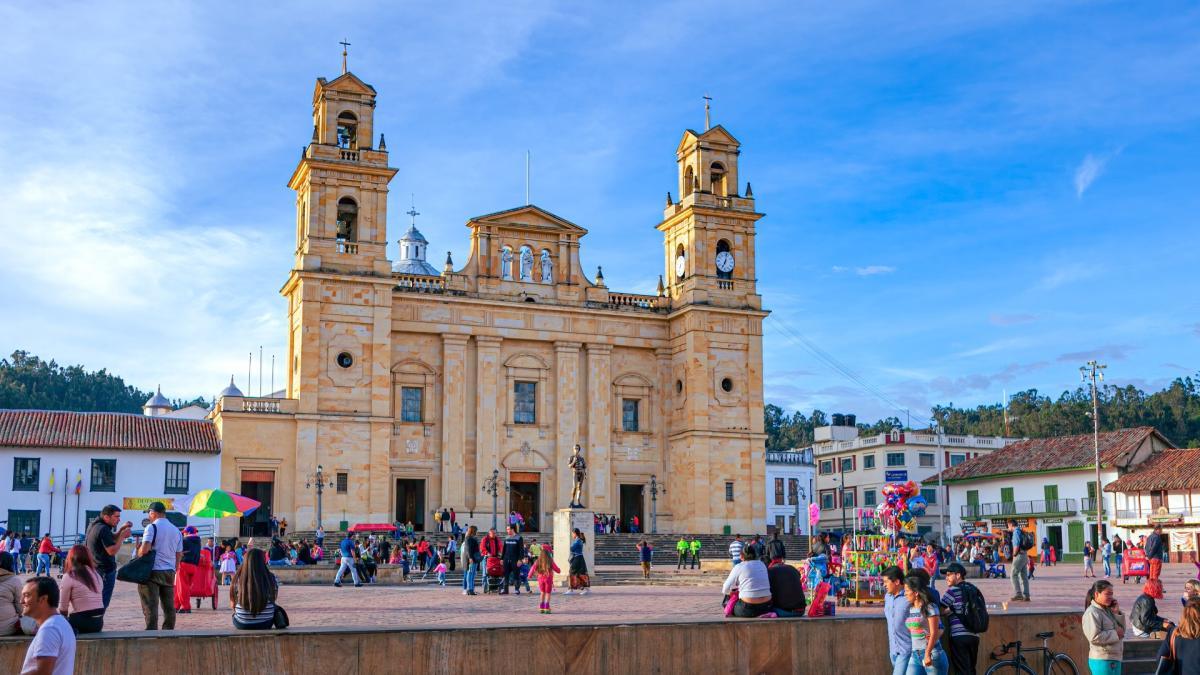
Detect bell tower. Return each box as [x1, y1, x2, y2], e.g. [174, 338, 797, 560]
[657, 118, 769, 533]
[288, 69, 397, 276]
[658, 124, 763, 310]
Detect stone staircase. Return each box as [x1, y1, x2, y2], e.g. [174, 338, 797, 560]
[1123, 638, 1165, 675]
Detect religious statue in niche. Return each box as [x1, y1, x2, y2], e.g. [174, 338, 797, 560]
[540, 250, 553, 283]
[568, 444, 588, 508]
[519, 246, 534, 281]
[501, 247, 514, 280]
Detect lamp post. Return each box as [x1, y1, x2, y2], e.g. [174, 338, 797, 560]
[836, 473, 848, 535]
[649, 474, 666, 533]
[932, 419, 947, 545]
[792, 483, 807, 536]
[305, 464, 335, 530]
[481, 469, 509, 531]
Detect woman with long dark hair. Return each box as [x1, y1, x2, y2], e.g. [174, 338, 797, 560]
[60, 544, 105, 633]
[230, 548, 281, 630]
[566, 528, 590, 595]
[903, 575, 948, 674]
[1082, 579, 1125, 674]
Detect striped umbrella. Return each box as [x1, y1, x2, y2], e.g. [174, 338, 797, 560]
[188, 489, 261, 518]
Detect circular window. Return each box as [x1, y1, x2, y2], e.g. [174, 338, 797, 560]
[675, 379, 683, 394]
[721, 377, 733, 393]
[336, 352, 354, 369]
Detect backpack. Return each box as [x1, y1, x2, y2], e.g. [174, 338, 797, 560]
[952, 582, 990, 634]
[1016, 529, 1033, 552]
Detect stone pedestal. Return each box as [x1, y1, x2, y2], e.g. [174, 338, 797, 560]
[553, 508, 594, 587]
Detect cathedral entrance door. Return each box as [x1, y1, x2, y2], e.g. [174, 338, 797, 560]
[509, 472, 540, 532]
[395, 479, 425, 531]
[239, 470, 274, 537]
[619, 484, 645, 533]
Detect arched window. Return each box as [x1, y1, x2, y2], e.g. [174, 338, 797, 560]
[709, 162, 727, 196]
[336, 197, 358, 243]
[336, 111, 358, 149]
[683, 166, 695, 197]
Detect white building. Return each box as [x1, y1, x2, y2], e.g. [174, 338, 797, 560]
[1103, 445, 1200, 561]
[812, 420, 1020, 538]
[0, 409, 222, 541]
[938, 427, 1175, 562]
[766, 447, 815, 536]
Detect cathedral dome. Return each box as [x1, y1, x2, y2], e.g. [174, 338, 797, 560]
[219, 376, 244, 398]
[393, 225, 440, 276]
[143, 386, 172, 416]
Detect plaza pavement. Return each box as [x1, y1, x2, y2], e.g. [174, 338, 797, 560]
[92, 561, 1198, 631]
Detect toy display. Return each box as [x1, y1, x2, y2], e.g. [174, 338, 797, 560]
[874, 481, 923, 535]
[843, 535, 904, 605]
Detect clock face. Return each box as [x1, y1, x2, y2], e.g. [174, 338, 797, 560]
[715, 251, 735, 273]
[675, 254, 686, 279]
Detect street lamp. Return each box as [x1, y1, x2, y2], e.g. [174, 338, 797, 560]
[305, 464, 335, 529]
[649, 474, 666, 533]
[792, 482, 807, 536]
[481, 468, 509, 531]
[835, 473, 847, 535]
[932, 419, 947, 545]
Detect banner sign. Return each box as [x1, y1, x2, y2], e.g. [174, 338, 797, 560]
[885, 470, 908, 482]
[122, 497, 174, 511]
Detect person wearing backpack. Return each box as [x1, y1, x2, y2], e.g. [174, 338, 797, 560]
[1006, 520, 1031, 602]
[940, 562, 987, 674]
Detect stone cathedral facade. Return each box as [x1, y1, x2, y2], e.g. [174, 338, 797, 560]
[214, 68, 769, 536]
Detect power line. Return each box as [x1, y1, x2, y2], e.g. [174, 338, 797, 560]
[767, 314, 917, 424]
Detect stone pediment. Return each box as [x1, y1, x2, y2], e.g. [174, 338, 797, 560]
[677, 125, 740, 152]
[469, 205, 588, 236]
[315, 72, 377, 97]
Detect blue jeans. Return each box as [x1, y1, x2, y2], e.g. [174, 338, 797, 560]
[890, 652, 912, 675]
[35, 553, 51, 575]
[907, 646, 948, 675]
[1103, 556, 1111, 576]
[100, 569, 116, 608]
[463, 561, 478, 591]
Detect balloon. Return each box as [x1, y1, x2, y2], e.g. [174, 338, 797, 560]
[901, 519, 918, 533]
[907, 496, 929, 517]
[903, 481, 919, 497]
[897, 509, 914, 523]
[881, 483, 898, 496]
[809, 502, 821, 526]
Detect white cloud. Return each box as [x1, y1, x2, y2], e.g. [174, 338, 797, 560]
[1074, 148, 1124, 198]
[831, 265, 897, 276]
[1037, 262, 1098, 290]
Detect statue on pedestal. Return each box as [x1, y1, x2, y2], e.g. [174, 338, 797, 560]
[568, 444, 587, 508]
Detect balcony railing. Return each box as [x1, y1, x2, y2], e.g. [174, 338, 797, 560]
[1115, 508, 1200, 522]
[336, 239, 358, 254]
[1081, 498, 1098, 512]
[606, 292, 668, 311]
[813, 432, 1022, 456]
[960, 499, 1078, 519]
[393, 274, 445, 293]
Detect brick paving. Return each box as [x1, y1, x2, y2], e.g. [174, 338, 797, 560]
[93, 561, 1198, 631]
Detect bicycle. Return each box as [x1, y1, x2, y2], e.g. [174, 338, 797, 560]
[985, 631, 1079, 675]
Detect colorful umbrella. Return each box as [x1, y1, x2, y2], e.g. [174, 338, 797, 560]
[188, 489, 261, 518]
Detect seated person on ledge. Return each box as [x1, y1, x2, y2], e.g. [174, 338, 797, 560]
[1131, 579, 1173, 637]
[767, 560, 807, 618]
[722, 544, 774, 618]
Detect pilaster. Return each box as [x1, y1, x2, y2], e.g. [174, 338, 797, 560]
[555, 341, 582, 509]
[441, 334, 470, 509]
[585, 343, 612, 511]
[474, 336, 503, 479]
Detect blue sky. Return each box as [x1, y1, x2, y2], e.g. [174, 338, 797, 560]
[1, 2, 1197, 422]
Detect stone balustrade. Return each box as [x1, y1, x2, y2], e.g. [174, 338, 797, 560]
[393, 274, 446, 293]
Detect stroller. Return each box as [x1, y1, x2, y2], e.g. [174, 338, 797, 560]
[483, 555, 505, 594]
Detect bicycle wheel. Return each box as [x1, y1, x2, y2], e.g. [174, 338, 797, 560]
[985, 660, 1036, 675]
[1049, 654, 1079, 675]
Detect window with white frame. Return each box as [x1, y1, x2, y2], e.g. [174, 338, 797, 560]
[886, 452, 905, 467]
[918, 452, 935, 468]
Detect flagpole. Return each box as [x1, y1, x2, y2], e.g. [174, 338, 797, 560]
[62, 467, 69, 544]
[74, 471, 81, 541]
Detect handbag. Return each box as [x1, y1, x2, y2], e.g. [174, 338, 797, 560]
[117, 524, 156, 584]
[272, 605, 290, 629]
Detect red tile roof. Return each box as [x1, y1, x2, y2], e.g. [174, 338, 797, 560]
[1104, 448, 1200, 492]
[0, 410, 220, 454]
[933, 427, 1169, 483]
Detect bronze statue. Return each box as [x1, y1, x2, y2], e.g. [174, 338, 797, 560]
[568, 444, 587, 508]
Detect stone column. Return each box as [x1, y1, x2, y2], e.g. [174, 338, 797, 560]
[554, 342, 581, 509]
[441, 334, 470, 510]
[585, 343, 612, 512]
[654, 347, 673, 528]
[367, 283, 393, 520]
[474, 336, 503, 480]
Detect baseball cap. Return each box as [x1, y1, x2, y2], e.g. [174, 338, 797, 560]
[943, 562, 967, 575]
[145, 501, 167, 514]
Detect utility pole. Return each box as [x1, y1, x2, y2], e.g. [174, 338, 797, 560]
[932, 419, 947, 545]
[1081, 361, 1107, 541]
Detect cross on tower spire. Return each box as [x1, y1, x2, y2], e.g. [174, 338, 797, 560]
[340, 39, 351, 74]
[406, 194, 419, 227]
[703, 94, 712, 131]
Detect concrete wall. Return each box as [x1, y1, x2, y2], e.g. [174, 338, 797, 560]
[0, 611, 1087, 674]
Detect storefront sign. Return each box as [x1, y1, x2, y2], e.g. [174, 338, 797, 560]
[885, 470, 908, 482]
[1043, 518, 1063, 524]
[1149, 507, 1185, 525]
[122, 497, 175, 511]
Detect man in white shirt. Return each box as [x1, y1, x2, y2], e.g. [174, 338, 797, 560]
[137, 501, 183, 630]
[21, 577, 75, 675]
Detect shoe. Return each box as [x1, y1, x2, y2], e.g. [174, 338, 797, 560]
[468, 591, 477, 595]
[515, 590, 521, 595]
[462, 590, 468, 595]
[177, 609, 191, 614]
[499, 590, 509, 595]
[334, 582, 343, 587]
[580, 589, 589, 595]
[563, 589, 574, 595]
[1010, 595, 1023, 602]
[1022, 596, 1031, 602]
[355, 583, 363, 588]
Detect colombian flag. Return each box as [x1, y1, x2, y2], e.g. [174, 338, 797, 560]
[74, 471, 83, 496]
